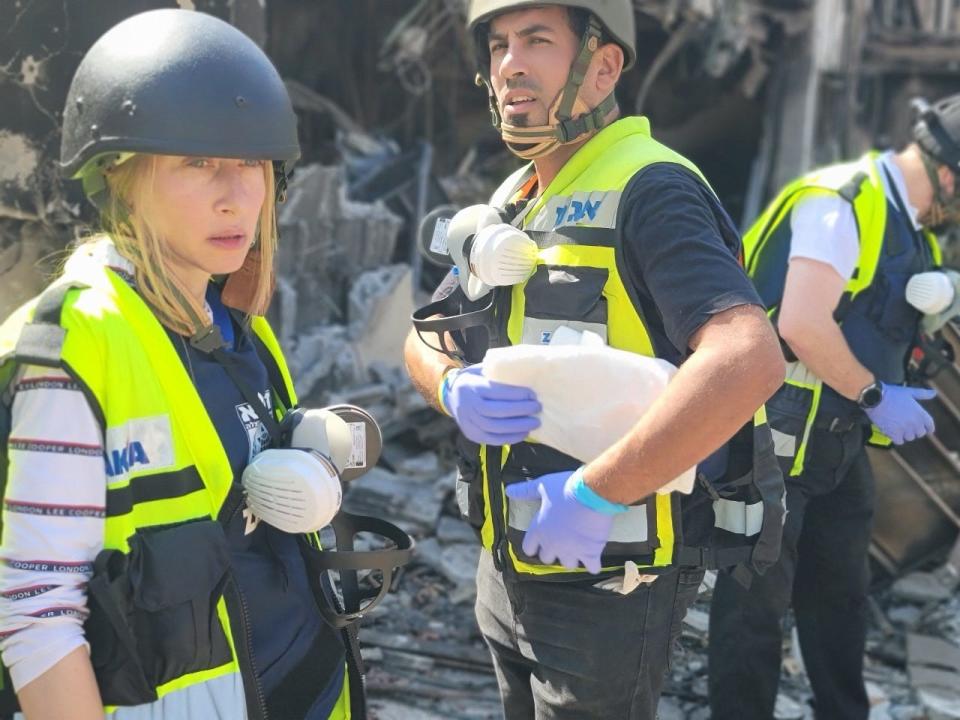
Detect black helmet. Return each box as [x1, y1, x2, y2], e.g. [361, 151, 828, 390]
[912, 94, 960, 173]
[60, 9, 299, 205]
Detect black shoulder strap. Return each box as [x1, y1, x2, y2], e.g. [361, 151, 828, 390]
[222, 307, 294, 415]
[837, 171, 868, 204]
[249, 331, 293, 413]
[829, 171, 870, 325]
[207, 342, 286, 448]
[9, 280, 89, 368]
[183, 309, 287, 448]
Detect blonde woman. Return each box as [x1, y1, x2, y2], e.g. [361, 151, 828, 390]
[0, 10, 360, 719]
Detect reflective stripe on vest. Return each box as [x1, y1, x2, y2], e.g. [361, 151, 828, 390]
[785, 360, 824, 477]
[713, 499, 763, 537]
[106, 671, 245, 719]
[509, 496, 651, 543]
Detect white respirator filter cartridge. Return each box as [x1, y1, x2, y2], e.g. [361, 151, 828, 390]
[447, 204, 504, 300]
[320, 404, 383, 483]
[241, 448, 342, 534]
[469, 223, 538, 287]
[906, 271, 956, 314]
[289, 408, 353, 472]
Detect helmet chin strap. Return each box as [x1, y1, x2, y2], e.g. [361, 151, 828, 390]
[479, 16, 618, 161]
[501, 92, 617, 160]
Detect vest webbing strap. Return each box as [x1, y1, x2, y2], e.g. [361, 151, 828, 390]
[209, 345, 285, 446]
[827, 171, 869, 325]
[673, 545, 757, 589]
[674, 545, 753, 569]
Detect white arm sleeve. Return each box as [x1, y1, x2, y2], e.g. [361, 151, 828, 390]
[788, 195, 860, 282]
[0, 365, 106, 691]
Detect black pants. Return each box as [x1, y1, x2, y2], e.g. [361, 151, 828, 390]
[708, 426, 874, 720]
[475, 549, 704, 720]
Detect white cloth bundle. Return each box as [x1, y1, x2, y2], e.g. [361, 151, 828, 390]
[483, 330, 696, 494]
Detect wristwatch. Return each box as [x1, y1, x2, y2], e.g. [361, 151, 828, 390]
[857, 381, 884, 409]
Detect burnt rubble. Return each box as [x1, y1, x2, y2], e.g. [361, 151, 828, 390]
[2, 2, 960, 718]
[339, 422, 960, 719]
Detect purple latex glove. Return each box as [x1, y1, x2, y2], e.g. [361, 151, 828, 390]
[442, 365, 541, 446]
[505, 470, 617, 574]
[865, 383, 937, 444]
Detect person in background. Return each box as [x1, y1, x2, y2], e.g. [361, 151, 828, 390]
[709, 94, 960, 720]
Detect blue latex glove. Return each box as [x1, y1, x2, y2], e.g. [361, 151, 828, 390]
[505, 469, 622, 574]
[864, 383, 937, 444]
[442, 365, 541, 446]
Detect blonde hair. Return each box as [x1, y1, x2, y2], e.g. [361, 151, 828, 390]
[97, 154, 278, 337]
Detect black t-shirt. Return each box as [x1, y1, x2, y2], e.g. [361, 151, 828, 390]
[616, 162, 762, 364]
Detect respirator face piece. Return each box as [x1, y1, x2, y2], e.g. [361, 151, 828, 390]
[240, 404, 413, 627]
[241, 448, 342, 534]
[906, 270, 956, 315]
[285, 405, 383, 483]
[412, 203, 539, 362]
[241, 404, 385, 535]
[906, 269, 960, 333]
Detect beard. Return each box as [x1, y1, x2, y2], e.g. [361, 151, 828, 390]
[499, 76, 545, 129]
[505, 112, 532, 127]
[921, 198, 960, 232]
[502, 103, 550, 128]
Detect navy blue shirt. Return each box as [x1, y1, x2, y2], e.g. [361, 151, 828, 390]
[169, 285, 344, 718]
[819, 196, 933, 420]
